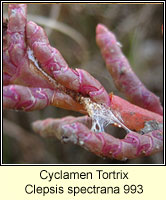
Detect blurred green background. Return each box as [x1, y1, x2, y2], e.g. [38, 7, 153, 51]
[3, 3, 163, 164]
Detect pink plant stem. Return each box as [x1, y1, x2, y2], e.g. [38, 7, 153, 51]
[3, 51, 17, 84]
[3, 85, 85, 112]
[4, 4, 56, 89]
[110, 94, 163, 131]
[3, 4, 25, 84]
[3, 47, 54, 89]
[32, 116, 163, 160]
[26, 21, 110, 106]
[7, 4, 27, 68]
[96, 24, 163, 115]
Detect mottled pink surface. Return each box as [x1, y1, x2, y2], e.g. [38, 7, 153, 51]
[96, 24, 163, 115]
